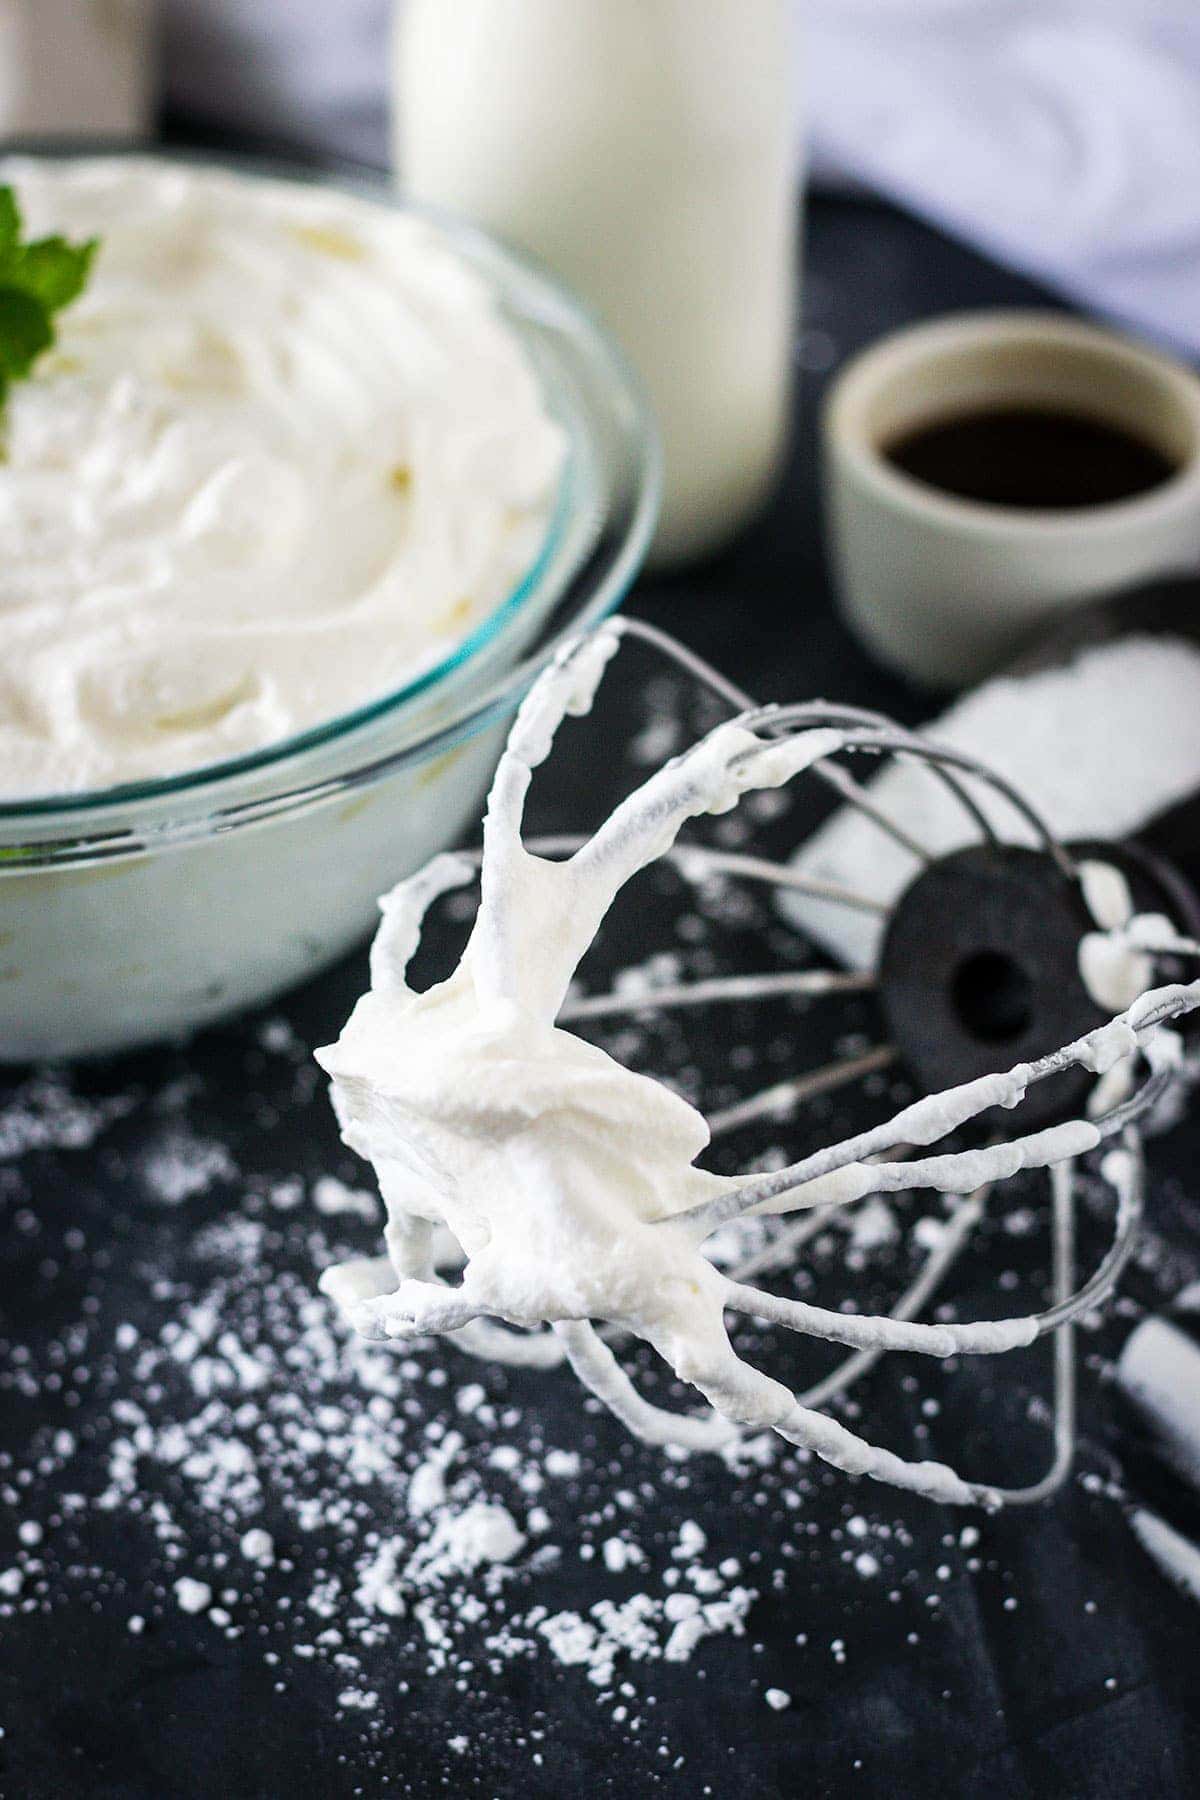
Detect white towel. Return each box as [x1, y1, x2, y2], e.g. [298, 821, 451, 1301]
[807, 1, 1200, 356]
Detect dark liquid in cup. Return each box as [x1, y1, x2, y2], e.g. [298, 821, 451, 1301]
[883, 406, 1178, 509]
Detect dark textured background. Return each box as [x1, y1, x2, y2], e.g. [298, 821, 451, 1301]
[2, 179, 1200, 1799]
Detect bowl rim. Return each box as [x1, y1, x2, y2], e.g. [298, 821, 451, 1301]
[0, 147, 657, 826]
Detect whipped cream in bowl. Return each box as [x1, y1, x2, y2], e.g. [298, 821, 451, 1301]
[2, 155, 571, 797]
[0, 154, 658, 1059]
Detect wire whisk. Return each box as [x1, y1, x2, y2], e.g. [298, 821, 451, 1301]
[317, 619, 1200, 1506]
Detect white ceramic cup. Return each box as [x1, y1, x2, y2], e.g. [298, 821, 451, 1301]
[823, 311, 1200, 687]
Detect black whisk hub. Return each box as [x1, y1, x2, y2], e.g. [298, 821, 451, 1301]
[879, 839, 1198, 1130]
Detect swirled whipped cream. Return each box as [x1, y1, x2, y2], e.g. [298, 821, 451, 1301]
[0, 158, 566, 797]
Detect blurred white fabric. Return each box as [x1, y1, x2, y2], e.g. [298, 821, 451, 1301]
[164, 0, 391, 167]
[807, 1, 1200, 356]
[157, 0, 1200, 355]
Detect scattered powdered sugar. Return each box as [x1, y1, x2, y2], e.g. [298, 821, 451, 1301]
[529, 1515, 757, 1689]
[6, 1064, 1172, 1782]
[1, 1033, 1077, 1783]
[0, 1082, 813, 1774]
[140, 1129, 237, 1205]
[3, 659, 1199, 1783]
[535, 1580, 755, 1688]
[0, 1070, 135, 1161]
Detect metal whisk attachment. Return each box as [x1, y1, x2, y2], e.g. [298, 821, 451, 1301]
[319, 618, 1200, 1507]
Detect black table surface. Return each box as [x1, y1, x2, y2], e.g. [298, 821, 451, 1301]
[3, 186, 1200, 1800]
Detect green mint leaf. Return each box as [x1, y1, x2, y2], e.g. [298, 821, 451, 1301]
[0, 188, 19, 258]
[0, 184, 99, 406]
[0, 287, 54, 383]
[7, 235, 99, 311]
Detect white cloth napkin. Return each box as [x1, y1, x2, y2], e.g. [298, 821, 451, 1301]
[806, 0, 1200, 357]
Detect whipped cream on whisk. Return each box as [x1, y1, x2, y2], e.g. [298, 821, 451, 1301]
[313, 626, 1200, 1507]
[0, 158, 565, 797]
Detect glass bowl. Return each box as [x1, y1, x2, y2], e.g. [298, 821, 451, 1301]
[0, 157, 659, 1061]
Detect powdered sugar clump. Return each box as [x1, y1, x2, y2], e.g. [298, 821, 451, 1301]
[174, 1576, 212, 1614]
[141, 1130, 237, 1205]
[0, 1070, 135, 1161]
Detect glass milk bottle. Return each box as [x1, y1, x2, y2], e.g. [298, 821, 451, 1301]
[394, 0, 798, 566]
